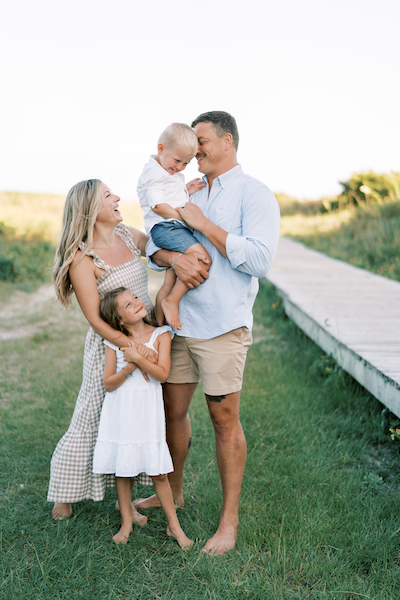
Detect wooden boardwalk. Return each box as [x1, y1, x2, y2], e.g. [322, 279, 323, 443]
[266, 237, 400, 418]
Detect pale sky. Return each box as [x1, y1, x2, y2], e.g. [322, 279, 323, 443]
[0, 0, 398, 201]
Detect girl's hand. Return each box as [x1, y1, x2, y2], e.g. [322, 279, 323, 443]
[186, 178, 206, 195]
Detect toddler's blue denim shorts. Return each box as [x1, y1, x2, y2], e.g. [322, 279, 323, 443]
[150, 220, 198, 253]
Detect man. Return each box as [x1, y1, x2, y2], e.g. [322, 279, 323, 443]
[135, 111, 280, 554]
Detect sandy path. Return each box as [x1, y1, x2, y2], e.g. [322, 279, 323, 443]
[0, 270, 165, 342]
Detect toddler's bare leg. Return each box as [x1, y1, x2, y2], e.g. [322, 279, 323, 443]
[152, 474, 193, 549]
[162, 243, 211, 330]
[155, 269, 176, 326]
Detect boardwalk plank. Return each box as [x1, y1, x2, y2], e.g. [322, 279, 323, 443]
[266, 237, 400, 418]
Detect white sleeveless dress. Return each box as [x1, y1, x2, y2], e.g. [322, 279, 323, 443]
[47, 223, 153, 503]
[93, 326, 174, 478]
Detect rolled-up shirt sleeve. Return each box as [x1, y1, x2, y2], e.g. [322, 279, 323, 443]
[226, 186, 280, 278]
[145, 237, 166, 271]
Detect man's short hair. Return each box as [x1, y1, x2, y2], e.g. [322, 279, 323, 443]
[158, 123, 198, 156]
[191, 111, 239, 151]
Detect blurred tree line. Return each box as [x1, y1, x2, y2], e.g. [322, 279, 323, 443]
[277, 171, 400, 215]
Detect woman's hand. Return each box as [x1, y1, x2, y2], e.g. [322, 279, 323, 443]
[120, 341, 158, 382]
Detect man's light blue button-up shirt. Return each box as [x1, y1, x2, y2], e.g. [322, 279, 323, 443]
[146, 164, 281, 340]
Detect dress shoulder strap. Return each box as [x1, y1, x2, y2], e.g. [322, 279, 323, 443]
[104, 339, 119, 351]
[149, 325, 173, 345]
[115, 223, 141, 256]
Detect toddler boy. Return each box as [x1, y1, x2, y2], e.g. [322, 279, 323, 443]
[137, 123, 210, 329]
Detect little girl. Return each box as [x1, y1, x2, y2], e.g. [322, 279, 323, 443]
[92, 286, 192, 548]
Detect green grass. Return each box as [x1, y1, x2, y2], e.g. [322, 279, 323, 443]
[1, 282, 400, 599]
[281, 201, 400, 282]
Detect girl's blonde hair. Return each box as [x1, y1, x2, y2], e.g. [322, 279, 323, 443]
[53, 179, 102, 307]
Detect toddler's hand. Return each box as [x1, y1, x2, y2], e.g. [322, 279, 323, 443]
[186, 178, 206, 195]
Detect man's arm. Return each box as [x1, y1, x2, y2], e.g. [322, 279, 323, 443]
[177, 186, 280, 278]
[146, 237, 210, 289]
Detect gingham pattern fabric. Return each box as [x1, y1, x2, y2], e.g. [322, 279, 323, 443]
[47, 224, 153, 502]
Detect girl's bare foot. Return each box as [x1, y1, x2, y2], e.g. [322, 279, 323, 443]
[166, 525, 193, 549]
[115, 500, 148, 526]
[161, 297, 182, 330]
[113, 522, 133, 544]
[51, 502, 72, 520]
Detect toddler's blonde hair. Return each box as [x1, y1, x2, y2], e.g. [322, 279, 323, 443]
[158, 122, 198, 155]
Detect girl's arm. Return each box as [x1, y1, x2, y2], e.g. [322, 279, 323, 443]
[69, 253, 131, 346]
[103, 345, 139, 392]
[120, 332, 171, 383]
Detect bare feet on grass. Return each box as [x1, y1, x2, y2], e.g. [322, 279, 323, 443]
[133, 494, 184, 510]
[115, 500, 148, 526]
[202, 523, 238, 556]
[161, 297, 181, 330]
[52, 502, 73, 520]
[113, 522, 133, 544]
[166, 525, 193, 549]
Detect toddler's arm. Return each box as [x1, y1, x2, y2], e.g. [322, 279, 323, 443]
[186, 178, 206, 195]
[152, 203, 184, 220]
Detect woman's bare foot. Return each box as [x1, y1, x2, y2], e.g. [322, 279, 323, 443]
[133, 494, 184, 510]
[113, 522, 133, 544]
[161, 297, 181, 330]
[51, 502, 72, 520]
[166, 525, 193, 549]
[202, 523, 238, 555]
[115, 500, 148, 526]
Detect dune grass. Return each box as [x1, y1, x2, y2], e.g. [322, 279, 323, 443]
[281, 201, 400, 282]
[1, 281, 400, 599]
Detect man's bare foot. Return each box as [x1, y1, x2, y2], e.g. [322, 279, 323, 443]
[113, 522, 133, 544]
[161, 297, 182, 330]
[133, 494, 184, 510]
[166, 525, 193, 549]
[115, 500, 148, 526]
[202, 524, 238, 555]
[51, 502, 72, 520]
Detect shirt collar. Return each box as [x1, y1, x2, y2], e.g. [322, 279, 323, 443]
[203, 164, 243, 188]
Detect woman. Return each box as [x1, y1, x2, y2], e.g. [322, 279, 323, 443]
[48, 179, 154, 520]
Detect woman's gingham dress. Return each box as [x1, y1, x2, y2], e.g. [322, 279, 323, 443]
[47, 223, 153, 502]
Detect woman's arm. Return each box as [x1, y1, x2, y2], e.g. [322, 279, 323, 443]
[120, 332, 171, 383]
[128, 227, 149, 257]
[103, 345, 139, 392]
[69, 253, 131, 346]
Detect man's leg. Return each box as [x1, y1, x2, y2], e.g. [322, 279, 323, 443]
[203, 390, 246, 555]
[164, 382, 197, 505]
[133, 382, 197, 509]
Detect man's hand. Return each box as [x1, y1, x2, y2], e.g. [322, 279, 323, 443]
[173, 252, 210, 289]
[177, 203, 208, 232]
[186, 178, 206, 195]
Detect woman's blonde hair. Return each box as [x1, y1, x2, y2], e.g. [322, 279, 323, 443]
[53, 179, 102, 307]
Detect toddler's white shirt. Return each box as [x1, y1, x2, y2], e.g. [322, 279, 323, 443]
[137, 155, 189, 234]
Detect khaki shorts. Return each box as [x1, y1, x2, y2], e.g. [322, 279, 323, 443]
[167, 327, 253, 395]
